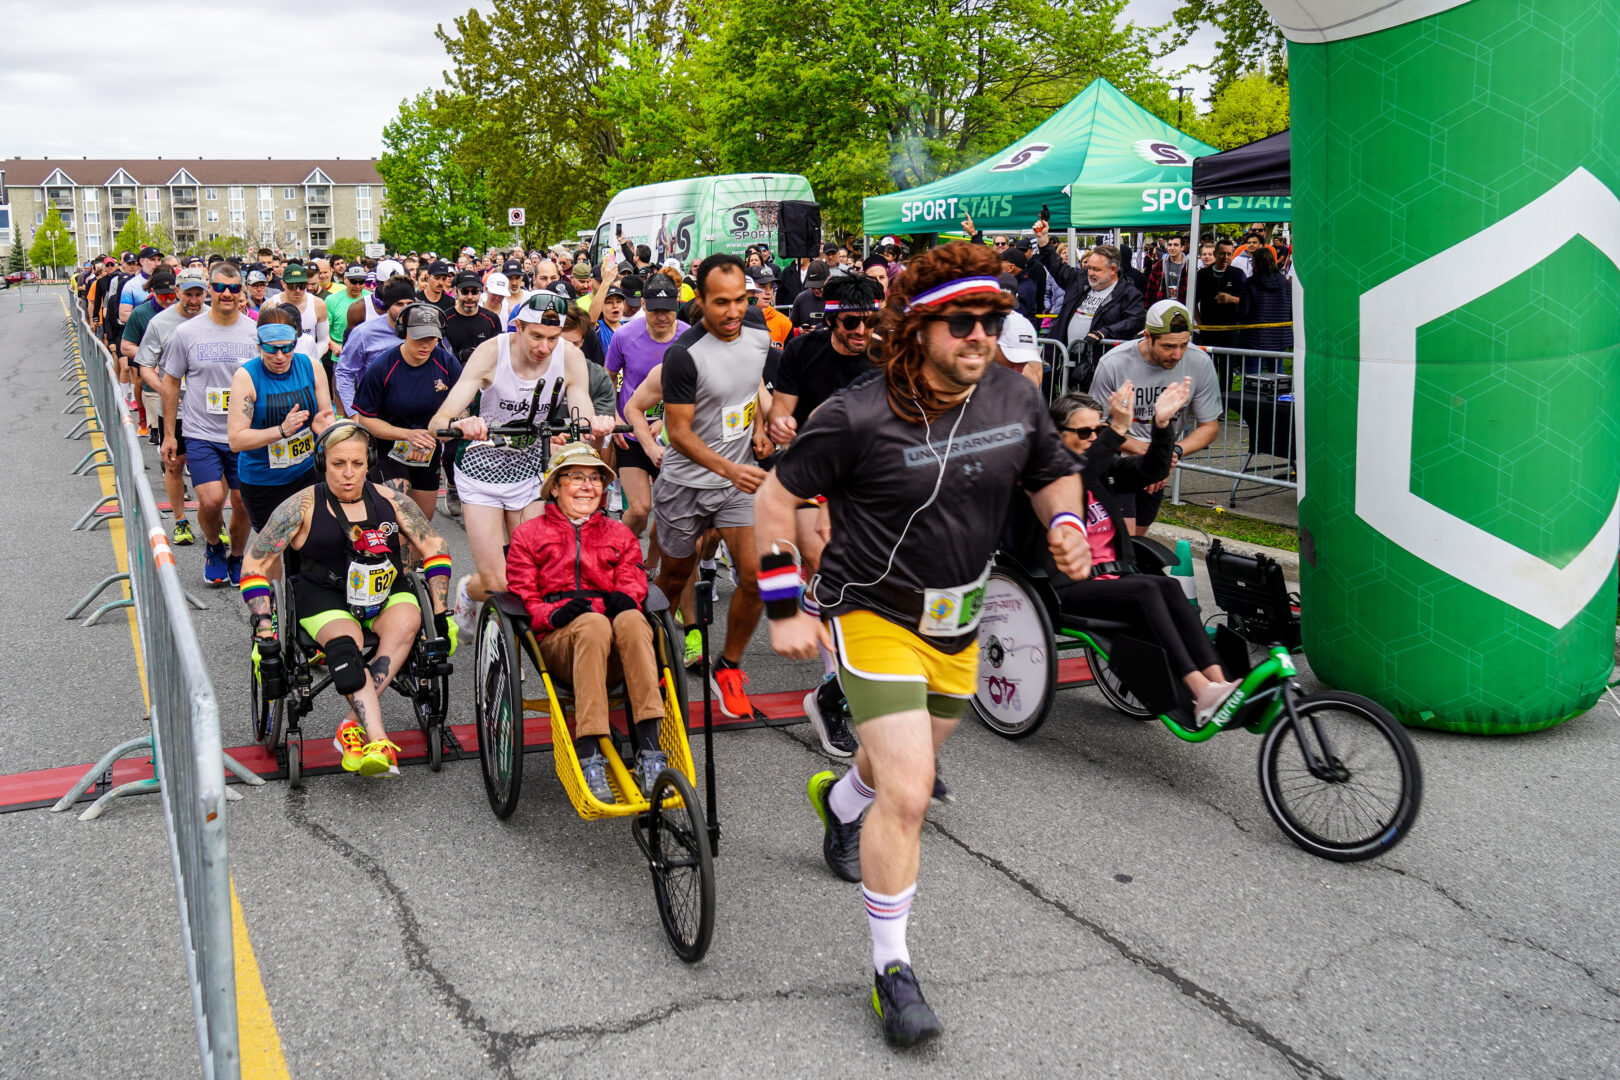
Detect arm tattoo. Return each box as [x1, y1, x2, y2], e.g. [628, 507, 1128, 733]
[246, 489, 312, 561]
[384, 486, 445, 557]
[428, 575, 449, 613]
[239, 391, 256, 420]
[369, 656, 392, 690]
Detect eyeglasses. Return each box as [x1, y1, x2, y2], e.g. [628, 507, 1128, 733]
[559, 472, 603, 487]
[835, 313, 877, 332]
[927, 312, 1005, 338]
[211, 282, 242, 294]
[259, 342, 296, 355]
[1061, 424, 1108, 439]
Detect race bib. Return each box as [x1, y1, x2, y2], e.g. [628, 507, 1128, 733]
[917, 564, 992, 638]
[267, 430, 314, 470]
[205, 387, 231, 415]
[389, 439, 434, 465]
[720, 397, 756, 443]
[346, 560, 397, 610]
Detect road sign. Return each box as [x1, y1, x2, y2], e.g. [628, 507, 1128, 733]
[508, 207, 526, 227]
[363, 242, 385, 258]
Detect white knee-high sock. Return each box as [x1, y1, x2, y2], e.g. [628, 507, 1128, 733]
[864, 884, 915, 972]
[828, 762, 875, 823]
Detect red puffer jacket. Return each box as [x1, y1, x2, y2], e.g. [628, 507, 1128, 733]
[506, 503, 648, 639]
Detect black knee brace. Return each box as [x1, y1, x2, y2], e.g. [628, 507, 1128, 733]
[326, 637, 368, 695]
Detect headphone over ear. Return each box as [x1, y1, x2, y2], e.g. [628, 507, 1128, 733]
[314, 419, 379, 473]
[393, 300, 445, 341]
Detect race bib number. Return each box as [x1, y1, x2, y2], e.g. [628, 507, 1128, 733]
[720, 397, 756, 443]
[205, 387, 231, 415]
[917, 564, 991, 638]
[346, 560, 397, 609]
[267, 430, 314, 470]
[389, 439, 434, 465]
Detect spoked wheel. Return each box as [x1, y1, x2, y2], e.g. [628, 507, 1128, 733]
[1258, 691, 1422, 862]
[251, 580, 287, 748]
[286, 736, 303, 789]
[971, 567, 1057, 738]
[1082, 644, 1157, 721]
[634, 768, 715, 962]
[474, 602, 525, 819]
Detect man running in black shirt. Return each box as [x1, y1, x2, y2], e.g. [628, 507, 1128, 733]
[444, 271, 502, 361]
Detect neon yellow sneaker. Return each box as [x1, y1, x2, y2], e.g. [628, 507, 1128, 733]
[172, 519, 195, 546]
[334, 719, 366, 773]
[359, 739, 402, 778]
[684, 627, 702, 669]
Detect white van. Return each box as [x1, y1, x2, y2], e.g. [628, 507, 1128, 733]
[591, 173, 815, 266]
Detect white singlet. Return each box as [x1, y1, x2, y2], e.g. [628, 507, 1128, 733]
[456, 332, 566, 486]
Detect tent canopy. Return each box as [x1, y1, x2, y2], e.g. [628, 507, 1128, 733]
[862, 79, 1292, 236]
[1192, 129, 1291, 199]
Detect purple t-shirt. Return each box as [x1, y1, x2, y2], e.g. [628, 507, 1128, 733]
[604, 316, 688, 417]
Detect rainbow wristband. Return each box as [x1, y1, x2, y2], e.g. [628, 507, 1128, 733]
[422, 554, 452, 582]
[239, 574, 272, 605]
[759, 553, 804, 620]
[1048, 512, 1084, 534]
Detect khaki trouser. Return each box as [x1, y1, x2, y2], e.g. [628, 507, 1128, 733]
[538, 610, 664, 738]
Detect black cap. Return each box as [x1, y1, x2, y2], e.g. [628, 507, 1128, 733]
[453, 270, 482, 290]
[605, 284, 628, 300]
[147, 268, 177, 293]
[427, 259, 453, 276]
[749, 265, 777, 286]
[502, 260, 523, 275]
[822, 243, 839, 256]
[804, 259, 831, 288]
[1000, 249, 1028, 271]
[621, 274, 644, 299]
[642, 275, 680, 311]
[137, 245, 162, 261]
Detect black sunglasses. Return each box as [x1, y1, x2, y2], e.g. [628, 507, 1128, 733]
[457, 286, 481, 295]
[1061, 424, 1109, 438]
[835, 313, 876, 331]
[927, 312, 1005, 339]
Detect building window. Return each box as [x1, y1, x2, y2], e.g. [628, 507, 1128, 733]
[85, 210, 100, 228]
[83, 188, 99, 206]
[144, 187, 161, 223]
[207, 209, 220, 223]
[358, 228, 373, 242]
[146, 187, 160, 200]
[204, 188, 218, 201]
[230, 210, 244, 226]
[86, 235, 102, 253]
[258, 186, 273, 203]
[35, 211, 43, 226]
[284, 209, 296, 221]
[309, 230, 330, 247]
[285, 230, 299, 243]
[357, 186, 371, 201]
[259, 209, 273, 224]
[283, 187, 295, 200]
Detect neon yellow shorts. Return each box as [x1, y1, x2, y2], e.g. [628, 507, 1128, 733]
[299, 591, 418, 640]
[829, 609, 978, 723]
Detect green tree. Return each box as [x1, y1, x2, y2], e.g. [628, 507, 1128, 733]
[1200, 71, 1289, 150]
[30, 210, 77, 276]
[329, 236, 365, 263]
[377, 91, 508, 254]
[1169, 0, 1285, 96]
[111, 214, 156, 258]
[7, 241, 28, 274]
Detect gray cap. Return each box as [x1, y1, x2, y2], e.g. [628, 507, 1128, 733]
[176, 267, 208, 292]
[401, 302, 446, 340]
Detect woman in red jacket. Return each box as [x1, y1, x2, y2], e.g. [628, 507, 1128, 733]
[505, 443, 666, 801]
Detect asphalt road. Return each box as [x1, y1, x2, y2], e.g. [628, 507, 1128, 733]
[2, 289, 1616, 1079]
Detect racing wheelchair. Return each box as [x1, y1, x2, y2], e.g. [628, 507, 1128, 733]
[250, 565, 454, 788]
[973, 537, 1422, 862]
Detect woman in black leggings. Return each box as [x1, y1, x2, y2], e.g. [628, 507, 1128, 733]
[1049, 381, 1240, 724]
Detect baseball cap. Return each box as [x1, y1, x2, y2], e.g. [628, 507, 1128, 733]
[998, 310, 1041, 367]
[822, 243, 839, 256]
[502, 260, 523, 275]
[605, 283, 628, 300]
[375, 259, 406, 282]
[147, 268, 177, 294]
[642, 275, 680, 311]
[281, 263, 309, 285]
[176, 268, 208, 292]
[401, 303, 446, 340]
[246, 269, 269, 285]
[514, 290, 571, 324]
[428, 258, 453, 276]
[121, 251, 137, 265]
[137, 246, 162, 261]
[662, 257, 681, 271]
[880, 235, 897, 246]
[743, 276, 760, 294]
[751, 266, 777, 287]
[1000, 249, 1028, 271]
[804, 259, 830, 288]
[485, 274, 511, 297]
[570, 261, 592, 280]
[1144, 299, 1193, 335]
[344, 264, 367, 282]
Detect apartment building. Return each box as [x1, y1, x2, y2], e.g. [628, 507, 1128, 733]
[0, 158, 385, 260]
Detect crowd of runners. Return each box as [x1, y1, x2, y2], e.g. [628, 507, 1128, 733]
[73, 221, 1270, 1049]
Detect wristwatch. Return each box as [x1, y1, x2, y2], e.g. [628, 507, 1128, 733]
[1172, 444, 1184, 461]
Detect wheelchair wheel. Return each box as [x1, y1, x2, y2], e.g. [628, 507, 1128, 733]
[1082, 644, 1157, 721]
[654, 607, 689, 725]
[474, 601, 525, 819]
[635, 767, 715, 962]
[286, 737, 303, 789]
[971, 567, 1057, 738]
[250, 579, 287, 749]
[1258, 691, 1422, 862]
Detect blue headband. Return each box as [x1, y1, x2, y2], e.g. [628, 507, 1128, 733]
[257, 324, 298, 346]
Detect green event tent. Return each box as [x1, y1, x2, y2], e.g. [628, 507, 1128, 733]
[862, 78, 1292, 235]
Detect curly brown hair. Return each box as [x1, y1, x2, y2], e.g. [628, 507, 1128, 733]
[876, 241, 1013, 423]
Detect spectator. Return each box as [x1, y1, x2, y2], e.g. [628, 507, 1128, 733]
[1143, 235, 1190, 306]
[1238, 247, 1293, 366]
[998, 249, 1040, 319]
[1195, 238, 1246, 358]
[1033, 222, 1145, 374]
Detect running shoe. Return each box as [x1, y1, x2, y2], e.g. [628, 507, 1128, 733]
[710, 663, 755, 719]
[807, 770, 863, 882]
[683, 627, 703, 669]
[636, 748, 668, 797]
[931, 773, 954, 806]
[453, 575, 476, 636]
[804, 676, 857, 757]
[172, 519, 195, 546]
[872, 962, 943, 1048]
[579, 752, 615, 803]
[226, 555, 243, 588]
[359, 739, 402, 778]
[203, 542, 229, 585]
[334, 719, 366, 773]
[1193, 679, 1242, 728]
[444, 486, 461, 518]
[218, 524, 230, 545]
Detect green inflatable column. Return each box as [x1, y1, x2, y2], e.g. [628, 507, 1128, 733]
[1263, 0, 1620, 732]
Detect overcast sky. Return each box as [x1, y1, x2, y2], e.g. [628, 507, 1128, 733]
[0, 0, 1213, 161]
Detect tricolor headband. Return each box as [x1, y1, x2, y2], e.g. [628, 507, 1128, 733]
[903, 275, 1002, 311]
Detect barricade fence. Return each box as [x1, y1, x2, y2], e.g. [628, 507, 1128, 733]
[1039, 333, 1297, 512]
[56, 290, 247, 1080]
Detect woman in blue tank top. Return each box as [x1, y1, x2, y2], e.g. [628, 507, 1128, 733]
[227, 306, 335, 531]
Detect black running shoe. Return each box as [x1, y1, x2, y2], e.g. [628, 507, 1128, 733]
[807, 770, 862, 882]
[804, 677, 857, 757]
[872, 962, 943, 1048]
[931, 774, 953, 806]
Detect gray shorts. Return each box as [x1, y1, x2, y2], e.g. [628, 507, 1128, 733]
[652, 479, 754, 558]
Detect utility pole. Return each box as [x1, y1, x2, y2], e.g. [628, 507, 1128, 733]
[1174, 85, 1193, 129]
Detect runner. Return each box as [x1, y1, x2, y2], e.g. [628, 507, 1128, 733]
[417, 258, 456, 314]
[119, 266, 178, 431]
[274, 262, 332, 365]
[333, 277, 420, 413]
[428, 290, 614, 631]
[444, 271, 502, 362]
[132, 267, 209, 543]
[351, 303, 462, 520]
[652, 253, 774, 719]
[750, 266, 791, 346]
[326, 264, 370, 366]
[757, 241, 1089, 1047]
[159, 262, 260, 585]
[606, 274, 686, 552]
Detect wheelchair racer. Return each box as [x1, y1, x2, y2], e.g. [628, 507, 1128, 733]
[505, 443, 668, 802]
[238, 421, 456, 779]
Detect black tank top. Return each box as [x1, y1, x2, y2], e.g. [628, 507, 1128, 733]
[297, 482, 404, 606]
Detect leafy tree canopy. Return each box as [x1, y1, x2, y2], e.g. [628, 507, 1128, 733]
[29, 209, 77, 273]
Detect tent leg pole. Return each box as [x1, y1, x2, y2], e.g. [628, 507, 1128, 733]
[1187, 198, 1204, 333]
[1066, 229, 1078, 267]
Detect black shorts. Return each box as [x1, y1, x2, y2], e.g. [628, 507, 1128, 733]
[615, 437, 660, 477]
[1118, 488, 1166, 528]
[240, 473, 318, 532]
[373, 444, 444, 493]
[152, 415, 184, 447]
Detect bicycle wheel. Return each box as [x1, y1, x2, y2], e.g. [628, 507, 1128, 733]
[1081, 643, 1157, 721]
[637, 768, 715, 962]
[971, 567, 1057, 738]
[1258, 691, 1422, 862]
[474, 601, 525, 819]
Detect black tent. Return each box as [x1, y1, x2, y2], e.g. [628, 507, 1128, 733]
[1192, 129, 1291, 199]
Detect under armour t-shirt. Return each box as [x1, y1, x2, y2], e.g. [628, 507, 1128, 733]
[658, 308, 771, 489]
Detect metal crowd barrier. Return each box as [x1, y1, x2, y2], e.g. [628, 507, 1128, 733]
[53, 291, 254, 1080]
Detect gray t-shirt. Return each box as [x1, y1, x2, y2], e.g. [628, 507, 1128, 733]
[1163, 256, 1185, 295]
[135, 303, 201, 371]
[1067, 280, 1116, 343]
[1089, 338, 1224, 444]
[160, 313, 259, 444]
[657, 309, 772, 489]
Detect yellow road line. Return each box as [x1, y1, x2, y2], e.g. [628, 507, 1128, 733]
[61, 295, 288, 1076]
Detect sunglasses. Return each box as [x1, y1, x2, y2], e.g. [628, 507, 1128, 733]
[211, 282, 243, 294]
[835, 313, 876, 332]
[154, 292, 178, 302]
[457, 286, 481, 295]
[1061, 424, 1109, 438]
[927, 312, 1005, 338]
[259, 341, 296, 355]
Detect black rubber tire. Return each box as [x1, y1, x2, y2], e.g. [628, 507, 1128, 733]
[654, 607, 689, 727]
[474, 600, 525, 819]
[641, 768, 715, 962]
[971, 567, 1057, 738]
[428, 722, 443, 773]
[1082, 643, 1157, 721]
[251, 580, 287, 749]
[1258, 690, 1422, 862]
[286, 737, 303, 789]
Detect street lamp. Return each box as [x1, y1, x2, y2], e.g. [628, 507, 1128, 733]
[1174, 86, 1193, 129]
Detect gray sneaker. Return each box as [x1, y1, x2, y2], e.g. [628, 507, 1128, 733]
[579, 752, 615, 804]
[636, 748, 668, 796]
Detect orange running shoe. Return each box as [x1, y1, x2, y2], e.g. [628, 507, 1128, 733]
[359, 739, 402, 779]
[334, 719, 366, 773]
[710, 663, 755, 719]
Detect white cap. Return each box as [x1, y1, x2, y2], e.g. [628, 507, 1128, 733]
[485, 273, 511, 297]
[375, 259, 406, 282]
[998, 310, 1041, 368]
[663, 258, 682, 270]
[880, 235, 897, 246]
